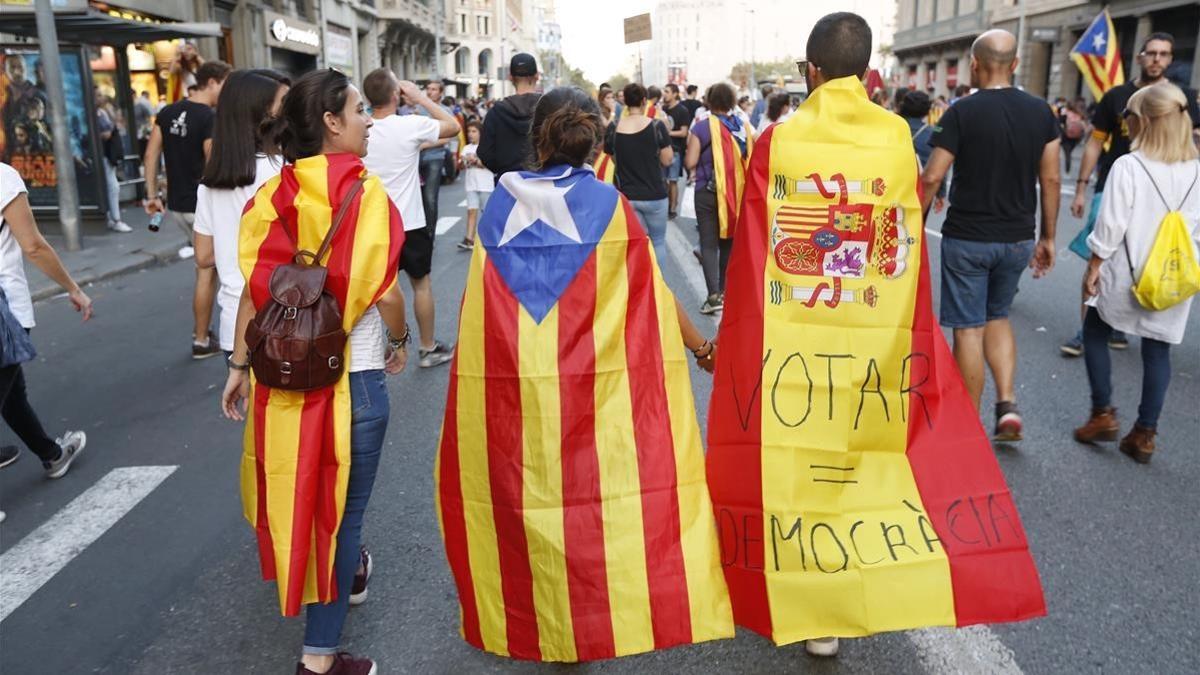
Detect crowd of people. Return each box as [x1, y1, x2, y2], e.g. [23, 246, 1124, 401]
[0, 11, 1198, 674]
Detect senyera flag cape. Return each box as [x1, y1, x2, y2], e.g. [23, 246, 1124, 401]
[238, 153, 403, 616]
[594, 150, 616, 184]
[709, 114, 754, 239]
[436, 164, 733, 661]
[706, 77, 1045, 644]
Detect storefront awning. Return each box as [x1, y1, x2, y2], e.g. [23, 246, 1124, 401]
[1, 9, 222, 46]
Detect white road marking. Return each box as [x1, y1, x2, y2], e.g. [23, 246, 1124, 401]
[436, 216, 461, 235]
[909, 625, 1024, 674]
[457, 199, 467, 208]
[0, 465, 178, 623]
[667, 220, 711, 307]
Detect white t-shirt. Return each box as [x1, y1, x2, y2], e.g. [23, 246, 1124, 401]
[461, 143, 495, 193]
[0, 163, 34, 328]
[363, 114, 441, 232]
[195, 154, 283, 351]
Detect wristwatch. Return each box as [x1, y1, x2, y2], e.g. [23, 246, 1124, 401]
[387, 324, 411, 351]
[227, 354, 250, 371]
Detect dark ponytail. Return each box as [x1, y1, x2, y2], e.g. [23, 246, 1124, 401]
[529, 87, 602, 169]
[201, 70, 287, 189]
[276, 68, 352, 163]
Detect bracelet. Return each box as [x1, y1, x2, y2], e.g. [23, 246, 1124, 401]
[691, 340, 714, 358]
[227, 355, 250, 371]
[387, 324, 411, 350]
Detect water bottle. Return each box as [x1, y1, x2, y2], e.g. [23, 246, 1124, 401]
[148, 211, 163, 232]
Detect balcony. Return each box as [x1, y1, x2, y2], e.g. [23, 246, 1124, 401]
[893, 10, 988, 53]
[379, 0, 439, 33]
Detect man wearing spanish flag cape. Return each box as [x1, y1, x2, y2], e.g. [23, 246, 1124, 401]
[435, 88, 733, 662]
[705, 13, 1045, 656]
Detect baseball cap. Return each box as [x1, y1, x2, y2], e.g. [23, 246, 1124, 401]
[510, 53, 538, 77]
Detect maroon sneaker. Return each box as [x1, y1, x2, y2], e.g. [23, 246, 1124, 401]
[349, 546, 372, 606]
[296, 652, 377, 675]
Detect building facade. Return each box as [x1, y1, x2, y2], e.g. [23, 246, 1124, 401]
[443, 0, 502, 98]
[378, 0, 440, 82]
[894, 0, 1200, 100]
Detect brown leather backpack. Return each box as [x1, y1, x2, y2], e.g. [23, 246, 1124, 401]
[244, 178, 364, 391]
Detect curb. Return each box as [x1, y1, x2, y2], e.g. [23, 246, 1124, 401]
[31, 235, 190, 303]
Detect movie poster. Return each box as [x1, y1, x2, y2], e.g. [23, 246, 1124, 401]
[1, 47, 101, 208]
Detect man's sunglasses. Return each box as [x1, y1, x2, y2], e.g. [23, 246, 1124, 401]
[1140, 50, 1173, 59]
[796, 60, 819, 73]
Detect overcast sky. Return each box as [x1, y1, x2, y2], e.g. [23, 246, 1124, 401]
[558, 1, 897, 83]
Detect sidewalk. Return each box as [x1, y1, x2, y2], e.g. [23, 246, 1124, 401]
[28, 205, 189, 302]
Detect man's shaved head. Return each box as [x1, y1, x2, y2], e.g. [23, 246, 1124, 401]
[972, 29, 1018, 70]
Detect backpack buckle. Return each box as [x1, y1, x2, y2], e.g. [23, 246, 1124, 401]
[328, 355, 340, 370]
[279, 361, 293, 375]
[284, 306, 298, 320]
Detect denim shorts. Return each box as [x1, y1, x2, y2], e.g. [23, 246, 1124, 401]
[939, 237, 1035, 328]
[664, 150, 683, 180]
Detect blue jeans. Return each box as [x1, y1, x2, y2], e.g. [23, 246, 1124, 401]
[1083, 308, 1171, 428]
[629, 198, 669, 266]
[303, 370, 390, 654]
[939, 237, 1035, 328]
[419, 158, 443, 232]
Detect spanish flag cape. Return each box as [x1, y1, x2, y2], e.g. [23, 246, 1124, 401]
[594, 150, 616, 184]
[709, 113, 754, 239]
[436, 164, 733, 661]
[238, 153, 403, 616]
[705, 77, 1045, 644]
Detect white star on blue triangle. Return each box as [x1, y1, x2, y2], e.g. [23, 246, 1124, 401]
[478, 165, 620, 323]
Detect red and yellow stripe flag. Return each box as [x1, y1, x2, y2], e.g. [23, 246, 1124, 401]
[706, 76, 1045, 644]
[594, 150, 616, 184]
[238, 153, 403, 616]
[710, 114, 754, 239]
[436, 165, 733, 661]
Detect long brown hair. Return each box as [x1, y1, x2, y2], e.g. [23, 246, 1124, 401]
[530, 87, 603, 169]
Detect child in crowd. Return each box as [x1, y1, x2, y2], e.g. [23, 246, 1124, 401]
[458, 120, 493, 250]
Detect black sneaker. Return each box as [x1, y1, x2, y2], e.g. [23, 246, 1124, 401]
[1109, 332, 1129, 350]
[192, 335, 222, 360]
[349, 546, 372, 606]
[1059, 331, 1083, 357]
[456, 238, 474, 251]
[0, 445, 19, 469]
[700, 294, 723, 315]
[45, 431, 86, 479]
[993, 401, 1023, 442]
[418, 341, 454, 368]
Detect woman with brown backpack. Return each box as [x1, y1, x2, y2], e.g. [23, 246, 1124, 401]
[219, 68, 409, 675]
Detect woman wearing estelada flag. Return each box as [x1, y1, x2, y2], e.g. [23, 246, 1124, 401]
[435, 87, 734, 662]
[221, 68, 407, 675]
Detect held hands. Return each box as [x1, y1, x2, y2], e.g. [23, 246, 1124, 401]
[221, 369, 250, 421]
[69, 289, 93, 322]
[1030, 238, 1055, 279]
[385, 345, 408, 375]
[692, 339, 716, 373]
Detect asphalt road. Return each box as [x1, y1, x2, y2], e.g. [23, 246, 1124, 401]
[1, 173, 1198, 674]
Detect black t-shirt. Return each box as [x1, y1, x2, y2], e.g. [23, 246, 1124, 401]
[664, 102, 694, 154]
[604, 119, 671, 201]
[1092, 80, 1200, 192]
[681, 99, 702, 117]
[931, 88, 1059, 242]
[155, 100, 214, 213]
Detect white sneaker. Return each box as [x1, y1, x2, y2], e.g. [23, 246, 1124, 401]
[45, 431, 86, 479]
[107, 220, 133, 233]
[178, 245, 195, 259]
[805, 636, 839, 657]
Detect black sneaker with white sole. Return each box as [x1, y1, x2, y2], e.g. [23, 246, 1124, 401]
[0, 445, 19, 469]
[699, 294, 723, 315]
[350, 546, 372, 606]
[418, 341, 454, 368]
[192, 335, 222, 360]
[44, 431, 86, 479]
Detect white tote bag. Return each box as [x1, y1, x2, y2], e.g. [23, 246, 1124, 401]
[679, 182, 696, 220]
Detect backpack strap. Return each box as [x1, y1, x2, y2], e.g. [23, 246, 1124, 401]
[911, 123, 930, 140]
[293, 176, 366, 267]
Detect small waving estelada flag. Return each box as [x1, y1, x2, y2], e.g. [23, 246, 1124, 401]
[238, 153, 402, 616]
[594, 150, 616, 184]
[436, 164, 733, 661]
[1070, 9, 1125, 102]
[706, 76, 1045, 645]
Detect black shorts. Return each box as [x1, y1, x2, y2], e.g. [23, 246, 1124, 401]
[400, 225, 434, 278]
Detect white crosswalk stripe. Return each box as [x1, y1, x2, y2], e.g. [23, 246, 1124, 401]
[0, 465, 178, 623]
[436, 216, 461, 235]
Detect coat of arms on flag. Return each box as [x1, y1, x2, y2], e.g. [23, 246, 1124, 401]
[436, 165, 733, 662]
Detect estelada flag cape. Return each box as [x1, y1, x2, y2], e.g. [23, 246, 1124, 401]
[238, 153, 403, 616]
[436, 164, 733, 661]
[705, 77, 1045, 644]
[709, 114, 754, 239]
